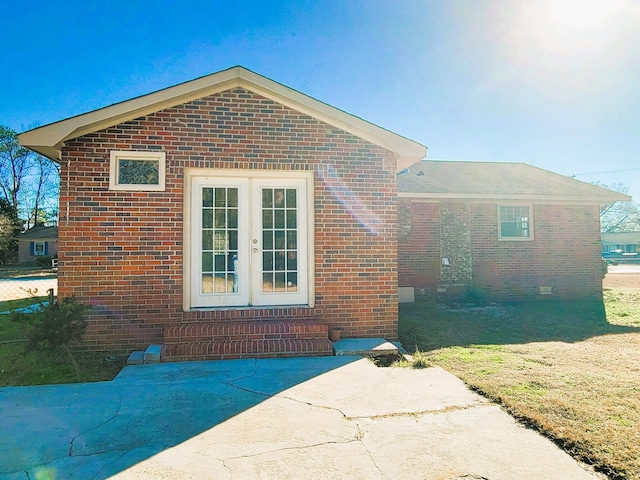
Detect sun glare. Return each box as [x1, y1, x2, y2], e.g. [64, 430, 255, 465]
[544, 0, 624, 29]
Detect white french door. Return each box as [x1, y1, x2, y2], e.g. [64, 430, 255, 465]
[190, 176, 308, 308]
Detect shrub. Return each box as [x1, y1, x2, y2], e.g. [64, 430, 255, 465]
[11, 297, 91, 371]
[35, 255, 52, 268]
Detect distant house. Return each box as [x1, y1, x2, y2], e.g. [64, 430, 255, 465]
[18, 226, 58, 264]
[601, 232, 640, 254]
[398, 161, 629, 301]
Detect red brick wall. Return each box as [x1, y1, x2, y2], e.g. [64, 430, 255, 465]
[398, 200, 440, 293]
[471, 203, 603, 300]
[59, 88, 398, 353]
[399, 199, 604, 300]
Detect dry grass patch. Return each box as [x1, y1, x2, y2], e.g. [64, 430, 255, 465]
[399, 288, 640, 480]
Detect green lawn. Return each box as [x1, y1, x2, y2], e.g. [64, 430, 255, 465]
[399, 288, 640, 480]
[0, 298, 125, 386]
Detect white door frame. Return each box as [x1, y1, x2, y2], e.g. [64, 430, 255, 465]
[250, 178, 308, 306]
[184, 169, 315, 310]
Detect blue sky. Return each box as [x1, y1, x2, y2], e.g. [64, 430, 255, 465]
[3, 0, 640, 201]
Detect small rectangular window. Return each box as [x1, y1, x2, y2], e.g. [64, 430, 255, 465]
[498, 205, 533, 240]
[34, 241, 46, 256]
[110, 151, 166, 191]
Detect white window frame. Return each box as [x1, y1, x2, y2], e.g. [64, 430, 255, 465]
[109, 151, 166, 191]
[498, 204, 534, 241]
[33, 241, 46, 256]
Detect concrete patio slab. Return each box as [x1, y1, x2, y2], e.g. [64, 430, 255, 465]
[0, 356, 604, 480]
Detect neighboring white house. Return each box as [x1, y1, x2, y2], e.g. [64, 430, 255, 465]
[601, 231, 640, 254]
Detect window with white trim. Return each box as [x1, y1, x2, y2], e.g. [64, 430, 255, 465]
[109, 151, 166, 191]
[498, 205, 533, 240]
[33, 241, 46, 256]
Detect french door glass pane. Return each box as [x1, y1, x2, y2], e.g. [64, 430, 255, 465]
[261, 187, 299, 294]
[202, 187, 239, 294]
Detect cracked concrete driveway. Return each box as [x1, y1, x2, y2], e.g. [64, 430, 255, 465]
[0, 356, 603, 480]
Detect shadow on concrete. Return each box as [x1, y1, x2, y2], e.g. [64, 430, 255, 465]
[399, 298, 640, 352]
[0, 355, 358, 479]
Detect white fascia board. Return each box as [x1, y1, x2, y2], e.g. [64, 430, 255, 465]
[18, 71, 243, 160]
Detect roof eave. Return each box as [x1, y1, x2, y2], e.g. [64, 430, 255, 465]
[18, 66, 427, 170]
[398, 191, 632, 204]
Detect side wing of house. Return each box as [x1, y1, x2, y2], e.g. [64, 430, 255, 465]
[398, 161, 630, 301]
[19, 67, 426, 359]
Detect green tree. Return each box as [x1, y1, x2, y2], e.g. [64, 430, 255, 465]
[0, 198, 23, 263]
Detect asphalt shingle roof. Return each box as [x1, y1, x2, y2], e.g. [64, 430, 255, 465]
[19, 226, 58, 240]
[398, 160, 630, 203]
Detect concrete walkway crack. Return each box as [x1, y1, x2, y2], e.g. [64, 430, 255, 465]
[222, 381, 353, 419]
[277, 393, 350, 418]
[221, 458, 234, 480]
[353, 420, 383, 475]
[224, 437, 361, 462]
[226, 358, 259, 383]
[348, 401, 486, 421]
[69, 387, 123, 457]
[221, 381, 270, 398]
[90, 450, 130, 480]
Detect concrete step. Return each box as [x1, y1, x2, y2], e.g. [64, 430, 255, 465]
[126, 344, 163, 365]
[144, 344, 162, 364]
[332, 338, 400, 357]
[162, 337, 333, 362]
[126, 351, 144, 365]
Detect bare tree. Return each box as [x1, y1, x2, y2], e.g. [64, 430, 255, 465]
[596, 182, 640, 233]
[0, 125, 60, 229]
[26, 154, 60, 228]
[0, 125, 32, 211]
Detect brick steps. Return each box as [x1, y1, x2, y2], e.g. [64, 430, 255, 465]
[162, 319, 333, 362]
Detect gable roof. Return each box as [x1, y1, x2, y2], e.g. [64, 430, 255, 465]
[601, 231, 640, 243]
[18, 226, 58, 240]
[18, 66, 426, 172]
[398, 160, 631, 204]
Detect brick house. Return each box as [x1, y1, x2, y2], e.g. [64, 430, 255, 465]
[398, 160, 629, 301]
[18, 66, 426, 360]
[17, 226, 59, 264]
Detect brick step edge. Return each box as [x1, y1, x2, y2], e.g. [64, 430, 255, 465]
[161, 338, 333, 362]
[164, 320, 328, 343]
